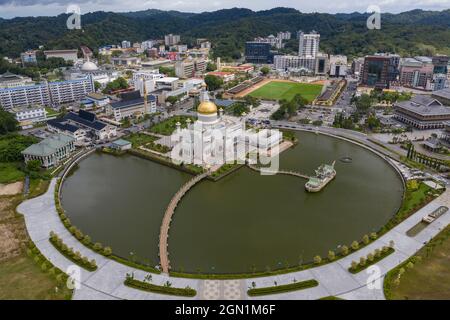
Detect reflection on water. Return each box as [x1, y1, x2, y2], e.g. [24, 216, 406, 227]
[62, 132, 404, 274]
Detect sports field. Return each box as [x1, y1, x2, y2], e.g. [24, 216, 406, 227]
[248, 81, 323, 102]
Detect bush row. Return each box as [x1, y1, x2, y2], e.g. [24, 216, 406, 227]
[349, 244, 395, 274]
[49, 231, 97, 271]
[124, 273, 196, 297]
[247, 279, 318, 296]
[312, 232, 380, 266]
[26, 241, 73, 299]
[54, 179, 161, 274]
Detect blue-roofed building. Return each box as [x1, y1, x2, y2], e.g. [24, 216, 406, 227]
[47, 110, 117, 142]
[107, 90, 157, 121]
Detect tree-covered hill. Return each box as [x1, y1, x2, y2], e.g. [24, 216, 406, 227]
[0, 7, 449, 60]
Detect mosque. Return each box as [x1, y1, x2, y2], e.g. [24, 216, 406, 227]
[171, 84, 283, 167]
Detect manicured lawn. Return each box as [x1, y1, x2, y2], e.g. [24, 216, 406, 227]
[126, 133, 158, 148]
[149, 116, 196, 136]
[0, 162, 25, 184]
[385, 225, 450, 300]
[249, 81, 322, 102]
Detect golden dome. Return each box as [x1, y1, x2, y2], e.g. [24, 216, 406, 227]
[197, 101, 217, 114]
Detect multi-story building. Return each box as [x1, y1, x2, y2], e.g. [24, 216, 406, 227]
[47, 110, 117, 142]
[11, 106, 47, 129]
[399, 57, 434, 89]
[141, 40, 156, 50]
[0, 76, 93, 110]
[121, 41, 131, 49]
[329, 55, 348, 77]
[273, 55, 316, 73]
[351, 57, 365, 79]
[298, 31, 320, 58]
[393, 95, 450, 129]
[245, 42, 273, 64]
[360, 55, 392, 88]
[0, 83, 50, 111]
[315, 53, 329, 75]
[0, 72, 34, 89]
[164, 34, 181, 46]
[47, 76, 95, 105]
[44, 50, 78, 62]
[111, 56, 140, 67]
[254, 35, 283, 49]
[432, 55, 449, 75]
[21, 133, 76, 168]
[108, 90, 157, 121]
[277, 31, 291, 40]
[175, 58, 206, 78]
[20, 50, 38, 66]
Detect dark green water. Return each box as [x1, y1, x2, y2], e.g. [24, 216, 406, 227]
[62, 132, 404, 273]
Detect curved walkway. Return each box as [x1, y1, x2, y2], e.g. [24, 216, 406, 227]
[17, 178, 450, 300]
[159, 172, 209, 274]
[247, 164, 310, 180]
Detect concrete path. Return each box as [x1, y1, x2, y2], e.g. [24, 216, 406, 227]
[17, 178, 450, 300]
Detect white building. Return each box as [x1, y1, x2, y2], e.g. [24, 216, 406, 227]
[171, 86, 282, 166]
[48, 76, 95, 106]
[0, 72, 34, 89]
[121, 41, 131, 49]
[108, 90, 157, 121]
[277, 31, 291, 40]
[44, 50, 78, 62]
[164, 34, 181, 46]
[273, 55, 316, 73]
[22, 133, 76, 168]
[298, 31, 320, 58]
[0, 83, 50, 111]
[11, 106, 47, 129]
[329, 55, 348, 77]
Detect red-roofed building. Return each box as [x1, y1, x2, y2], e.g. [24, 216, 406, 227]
[206, 71, 235, 82]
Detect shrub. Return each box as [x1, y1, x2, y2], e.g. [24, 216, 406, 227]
[406, 262, 414, 269]
[351, 241, 359, 250]
[93, 242, 103, 251]
[328, 250, 335, 261]
[340, 245, 349, 256]
[359, 257, 366, 266]
[69, 226, 76, 234]
[382, 246, 390, 253]
[313, 255, 322, 264]
[74, 230, 84, 240]
[103, 246, 112, 256]
[49, 232, 97, 271]
[370, 232, 377, 240]
[367, 253, 375, 262]
[374, 249, 381, 258]
[362, 234, 370, 245]
[351, 261, 358, 270]
[82, 235, 91, 245]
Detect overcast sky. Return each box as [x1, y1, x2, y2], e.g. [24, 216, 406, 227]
[0, 0, 449, 18]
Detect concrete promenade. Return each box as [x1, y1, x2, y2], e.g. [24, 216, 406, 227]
[17, 176, 450, 300]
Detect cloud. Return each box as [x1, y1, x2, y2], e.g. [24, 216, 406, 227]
[0, 0, 449, 18]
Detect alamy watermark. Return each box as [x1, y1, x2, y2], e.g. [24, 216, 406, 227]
[66, 4, 81, 30]
[367, 5, 381, 30]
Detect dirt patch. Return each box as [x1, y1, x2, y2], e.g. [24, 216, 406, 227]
[0, 224, 22, 262]
[0, 182, 23, 196]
